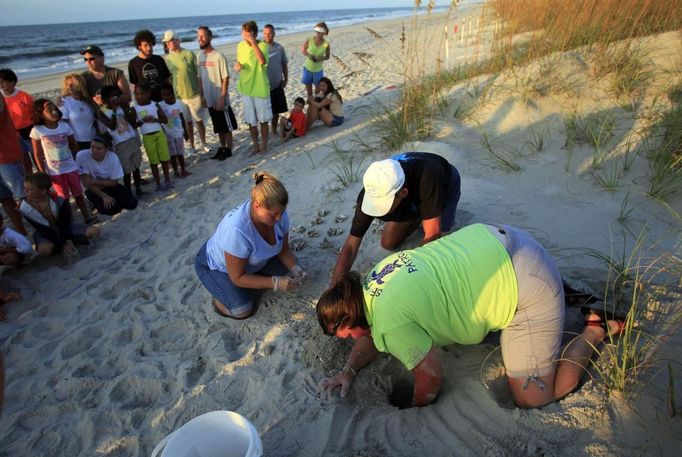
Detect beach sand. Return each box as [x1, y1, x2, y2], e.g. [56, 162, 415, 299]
[1, 4, 681, 456]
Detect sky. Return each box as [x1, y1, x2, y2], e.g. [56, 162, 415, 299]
[1, 1, 441, 26]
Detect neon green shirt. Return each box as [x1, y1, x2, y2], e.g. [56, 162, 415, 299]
[236, 41, 270, 98]
[165, 49, 200, 100]
[363, 224, 518, 370]
[303, 37, 329, 73]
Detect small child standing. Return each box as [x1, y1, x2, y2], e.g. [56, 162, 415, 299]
[96, 85, 144, 196]
[29, 99, 94, 224]
[279, 97, 307, 143]
[159, 82, 190, 178]
[0, 68, 35, 173]
[132, 83, 173, 191]
[0, 214, 33, 267]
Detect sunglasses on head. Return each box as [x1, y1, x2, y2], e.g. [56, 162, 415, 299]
[324, 315, 346, 337]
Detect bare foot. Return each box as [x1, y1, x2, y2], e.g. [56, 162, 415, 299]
[247, 146, 262, 157]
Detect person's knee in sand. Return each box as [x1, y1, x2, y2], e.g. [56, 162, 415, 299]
[194, 172, 306, 320]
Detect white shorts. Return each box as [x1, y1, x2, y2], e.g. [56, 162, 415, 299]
[182, 95, 208, 123]
[166, 135, 185, 157]
[242, 95, 272, 126]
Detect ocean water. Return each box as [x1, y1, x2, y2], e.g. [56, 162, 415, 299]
[0, 6, 451, 79]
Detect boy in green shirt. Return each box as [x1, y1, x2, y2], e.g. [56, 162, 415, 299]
[235, 21, 271, 154]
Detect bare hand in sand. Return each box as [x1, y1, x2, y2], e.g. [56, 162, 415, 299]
[0, 291, 21, 303]
[319, 371, 354, 399]
[62, 242, 79, 261]
[102, 194, 116, 209]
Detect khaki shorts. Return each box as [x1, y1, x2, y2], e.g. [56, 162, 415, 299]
[182, 95, 208, 123]
[113, 137, 142, 175]
[489, 224, 565, 380]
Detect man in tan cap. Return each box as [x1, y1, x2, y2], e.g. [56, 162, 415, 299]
[331, 152, 461, 284]
[162, 30, 210, 154]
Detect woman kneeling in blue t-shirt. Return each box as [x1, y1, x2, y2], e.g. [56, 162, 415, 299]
[195, 172, 306, 319]
[316, 223, 626, 409]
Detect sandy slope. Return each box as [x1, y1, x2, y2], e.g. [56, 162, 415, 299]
[1, 4, 681, 457]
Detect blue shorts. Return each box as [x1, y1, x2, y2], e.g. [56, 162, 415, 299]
[301, 67, 324, 86]
[194, 241, 288, 315]
[330, 115, 344, 127]
[0, 160, 25, 200]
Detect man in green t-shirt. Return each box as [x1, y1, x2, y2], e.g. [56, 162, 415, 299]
[162, 30, 209, 154]
[235, 21, 271, 155]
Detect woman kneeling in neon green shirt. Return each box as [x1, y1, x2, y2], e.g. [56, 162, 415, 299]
[316, 223, 625, 408]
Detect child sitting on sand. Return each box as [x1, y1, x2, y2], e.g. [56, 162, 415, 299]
[96, 85, 144, 197]
[159, 82, 190, 178]
[20, 172, 100, 259]
[279, 97, 306, 143]
[132, 83, 173, 191]
[0, 68, 35, 173]
[0, 214, 33, 267]
[30, 99, 95, 224]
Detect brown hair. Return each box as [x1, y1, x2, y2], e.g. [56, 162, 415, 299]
[25, 172, 53, 190]
[315, 22, 329, 36]
[242, 20, 258, 36]
[251, 172, 288, 209]
[316, 272, 368, 332]
[32, 98, 62, 125]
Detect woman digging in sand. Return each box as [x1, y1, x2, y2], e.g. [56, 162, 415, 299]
[317, 223, 626, 409]
[194, 172, 307, 319]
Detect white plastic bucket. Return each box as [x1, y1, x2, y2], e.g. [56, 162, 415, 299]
[151, 410, 262, 457]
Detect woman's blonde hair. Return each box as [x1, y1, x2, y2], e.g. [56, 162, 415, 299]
[251, 172, 288, 209]
[61, 73, 90, 101]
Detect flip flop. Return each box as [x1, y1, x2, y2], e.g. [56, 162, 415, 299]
[582, 306, 628, 336]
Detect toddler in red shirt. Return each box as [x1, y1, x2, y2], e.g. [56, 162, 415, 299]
[279, 97, 306, 143]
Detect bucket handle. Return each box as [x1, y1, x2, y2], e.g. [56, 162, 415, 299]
[151, 430, 175, 457]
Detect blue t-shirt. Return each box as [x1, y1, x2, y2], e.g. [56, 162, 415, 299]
[206, 199, 289, 274]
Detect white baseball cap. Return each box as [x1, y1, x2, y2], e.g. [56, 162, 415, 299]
[162, 30, 177, 43]
[361, 159, 405, 217]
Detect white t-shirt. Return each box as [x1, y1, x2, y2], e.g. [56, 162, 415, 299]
[206, 199, 289, 274]
[158, 100, 189, 139]
[29, 122, 79, 175]
[133, 103, 163, 135]
[0, 227, 33, 254]
[76, 149, 124, 181]
[59, 96, 96, 142]
[99, 107, 137, 145]
[198, 50, 231, 108]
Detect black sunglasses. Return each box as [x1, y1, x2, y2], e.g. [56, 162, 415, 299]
[325, 315, 346, 337]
